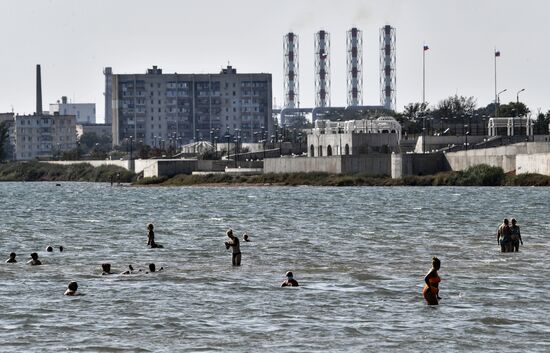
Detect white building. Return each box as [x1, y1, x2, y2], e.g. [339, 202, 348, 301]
[14, 113, 77, 160]
[50, 96, 96, 124]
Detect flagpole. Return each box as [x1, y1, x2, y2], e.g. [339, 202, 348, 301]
[421, 44, 429, 105]
[422, 44, 426, 153]
[494, 48, 498, 117]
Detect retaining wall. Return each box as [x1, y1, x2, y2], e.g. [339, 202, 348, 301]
[391, 153, 448, 178]
[264, 155, 391, 176]
[516, 153, 550, 175]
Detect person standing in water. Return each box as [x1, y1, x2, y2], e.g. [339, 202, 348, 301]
[497, 218, 512, 253]
[147, 223, 163, 248]
[147, 223, 155, 246]
[510, 218, 523, 252]
[225, 229, 241, 266]
[423, 257, 441, 305]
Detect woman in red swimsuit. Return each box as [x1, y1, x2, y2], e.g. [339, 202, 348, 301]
[423, 257, 441, 305]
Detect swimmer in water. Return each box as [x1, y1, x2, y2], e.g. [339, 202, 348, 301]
[243, 233, 250, 242]
[27, 252, 42, 265]
[281, 271, 299, 287]
[423, 257, 441, 305]
[101, 263, 113, 275]
[59, 246, 64, 252]
[224, 229, 241, 266]
[6, 252, 17, 263]
[64, 281, 78, 296]
[121, 265, 141, 275]
[46, 246, 53, 252]
[147, 263, 163, 273]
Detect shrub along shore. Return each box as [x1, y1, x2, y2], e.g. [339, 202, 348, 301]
[134, 164, 550, 187]
[0, 161, 134, 183]
[1, 162, 549, 186]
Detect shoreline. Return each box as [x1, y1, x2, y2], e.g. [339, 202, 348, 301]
[2, 161, 550, 187]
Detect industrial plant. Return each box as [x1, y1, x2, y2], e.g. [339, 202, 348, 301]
[277, 25, 397, 127]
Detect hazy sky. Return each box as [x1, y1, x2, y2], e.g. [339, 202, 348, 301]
[1, 0, 549, 122]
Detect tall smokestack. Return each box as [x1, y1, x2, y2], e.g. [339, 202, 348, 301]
[36, 64, 43, 115]
[314, 30, 330, 108]
[379, 25, 396, 111]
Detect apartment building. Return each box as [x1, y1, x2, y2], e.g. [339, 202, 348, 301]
[110, 65, 273, 146]
[14, 114, 77, 160]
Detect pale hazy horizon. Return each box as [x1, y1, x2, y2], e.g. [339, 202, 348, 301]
[1, 0, 549, 122]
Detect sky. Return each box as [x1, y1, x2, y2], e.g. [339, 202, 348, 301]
[1, 0, 549, 123]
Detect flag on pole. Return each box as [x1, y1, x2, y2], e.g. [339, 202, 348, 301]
[495, 50, 501, 57]
[423, 45, 429, 51]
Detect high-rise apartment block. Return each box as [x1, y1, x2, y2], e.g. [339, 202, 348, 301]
[110, 66, 272, 146]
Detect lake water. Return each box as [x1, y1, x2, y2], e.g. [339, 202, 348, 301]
[1, 182, 549, 352]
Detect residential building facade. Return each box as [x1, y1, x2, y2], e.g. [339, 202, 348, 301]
[76, 123, 112, 139]
[50, 96, 96, 124]
[14, 114, 77, 160]
[110, 65, 273, 147]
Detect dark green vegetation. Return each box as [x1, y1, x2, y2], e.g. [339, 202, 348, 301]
[134, 164, 550, 187]
[0, 161, 135, 182]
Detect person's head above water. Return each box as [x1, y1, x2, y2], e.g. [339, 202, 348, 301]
[148, 263, 156, 272]
[432, 257, 441, 270]
[147, 223, 154, 231]
[30, 252, 38, 260]
[101, 263, 111, 273]
[9, 252, 16, 259]
[243, 233, 249, 241]
[511, 218, 517, 225]
[59, 246, 64, 252]
[46, 246, 53, 252]
[65, 281, 78, 295]
[504, 218, 509, 225]
[286, 271, 294, 279]
[226, 229, 234, 238]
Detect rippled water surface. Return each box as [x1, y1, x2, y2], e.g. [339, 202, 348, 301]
[1, 182, 549, 352]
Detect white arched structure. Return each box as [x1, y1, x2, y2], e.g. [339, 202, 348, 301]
[308, 117, 401, 157]
[314, 116, 401, 141]
[488, 116, 534, 137]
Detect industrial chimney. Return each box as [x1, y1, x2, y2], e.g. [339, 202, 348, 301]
[379, 25, 396, 110]
[314, 30, 330, 108]
[36, 64, 42, 115]
[283, 33, 299, 109]
[347, 27, 363, 106]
